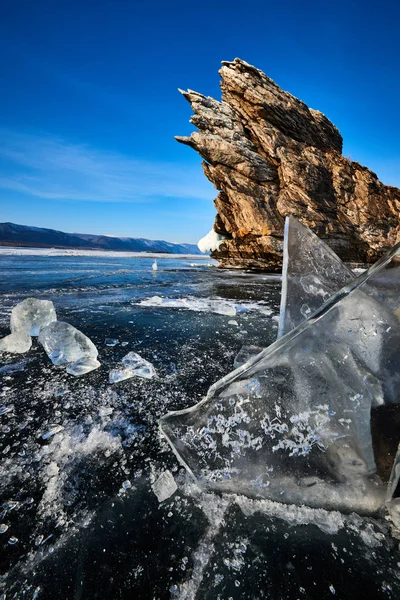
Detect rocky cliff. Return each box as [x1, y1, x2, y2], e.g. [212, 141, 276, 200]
[176, 58, 400, 270]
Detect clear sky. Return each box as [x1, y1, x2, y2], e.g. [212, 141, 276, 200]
[0, 0, 399, 244]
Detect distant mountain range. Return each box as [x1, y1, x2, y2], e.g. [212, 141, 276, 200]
[0, 222, 203, 255]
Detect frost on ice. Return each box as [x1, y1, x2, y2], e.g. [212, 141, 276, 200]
[109, 351, 156, 384]
[197, 229, 227, 253]
[39, 321, 100, 376]
[10, 298, 57, 336]
[160, 219, 400, 514]
[152, 470, 177, 502]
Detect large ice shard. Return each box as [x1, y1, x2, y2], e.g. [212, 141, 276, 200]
[10, 298, 57, 336]
[160, 244, 400, 514]
[38, 321, 99, 375]
[278, 216, 354, 338]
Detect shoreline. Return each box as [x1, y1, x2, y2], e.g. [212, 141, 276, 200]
[0, 246, 211, 260]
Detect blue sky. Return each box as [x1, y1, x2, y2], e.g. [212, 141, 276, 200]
[0, 0, 399, 243]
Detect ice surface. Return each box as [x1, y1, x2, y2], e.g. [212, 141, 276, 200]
[151, 470, 177, 502]
[10, 298, 57, 336]
[38, 321, 99, 368]
[160, 243, 400, 513]
[233, 345, 264, 368]
[198, 229, 226, 253]
[0, 330, 32, 354]
[109, 351, 156, 384]
[139, 296, 236, 316]
[278, 216, 354, 338]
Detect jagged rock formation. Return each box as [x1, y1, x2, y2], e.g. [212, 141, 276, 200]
[176, 58, 400, 270]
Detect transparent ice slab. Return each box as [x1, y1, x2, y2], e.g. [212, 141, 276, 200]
[160, 245, 400, 513]
[10, 298, 57, 336]
[109, 351, 156, 383]
[233, 345, 264, 368]
[66, 356, 101, 376]
[278, 216, 354, 338]
[38, 321, 99, 368]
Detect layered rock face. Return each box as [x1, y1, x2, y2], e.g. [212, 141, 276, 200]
[176, 58, 400, 270]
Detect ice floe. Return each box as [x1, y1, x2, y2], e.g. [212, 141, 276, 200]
[139, 296, 237, 316]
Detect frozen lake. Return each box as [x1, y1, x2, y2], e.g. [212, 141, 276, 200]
[0, 253, 399, 599]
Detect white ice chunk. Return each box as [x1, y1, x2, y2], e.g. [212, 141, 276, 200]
[38, 321, 98, 367]
[10, 298, 57, 336]
[66, 357, 101, 376]
[109, 351, 156, 384]
[0, 330, 32, 354]
[139, 296, 236, 316]
[151, 470, 177, 502]
[198, 229, 227, 253]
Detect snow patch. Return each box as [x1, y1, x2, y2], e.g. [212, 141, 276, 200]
[197, 229, 227, 253]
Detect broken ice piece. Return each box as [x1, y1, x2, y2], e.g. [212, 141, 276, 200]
[0, 524, 9, 534]
[0, 330, 32, 354]
[10, 298, 57, 336]
[160, 242, 400, 514]
[212, 302, 236, 317]
[109, 351, 156, 384]
[8, 537, 18, 545]
[66, 357, 101, 376]
[233, 344, 264, 368]
[388, 498, 400, 530]
[38, 321, 98, 366]
[278, 216, 353, 338]
[105, 338, 119, 347]
[109, 366, 135, 384]
[42, 425, 64, 440]
[151, 470, 177, 502]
